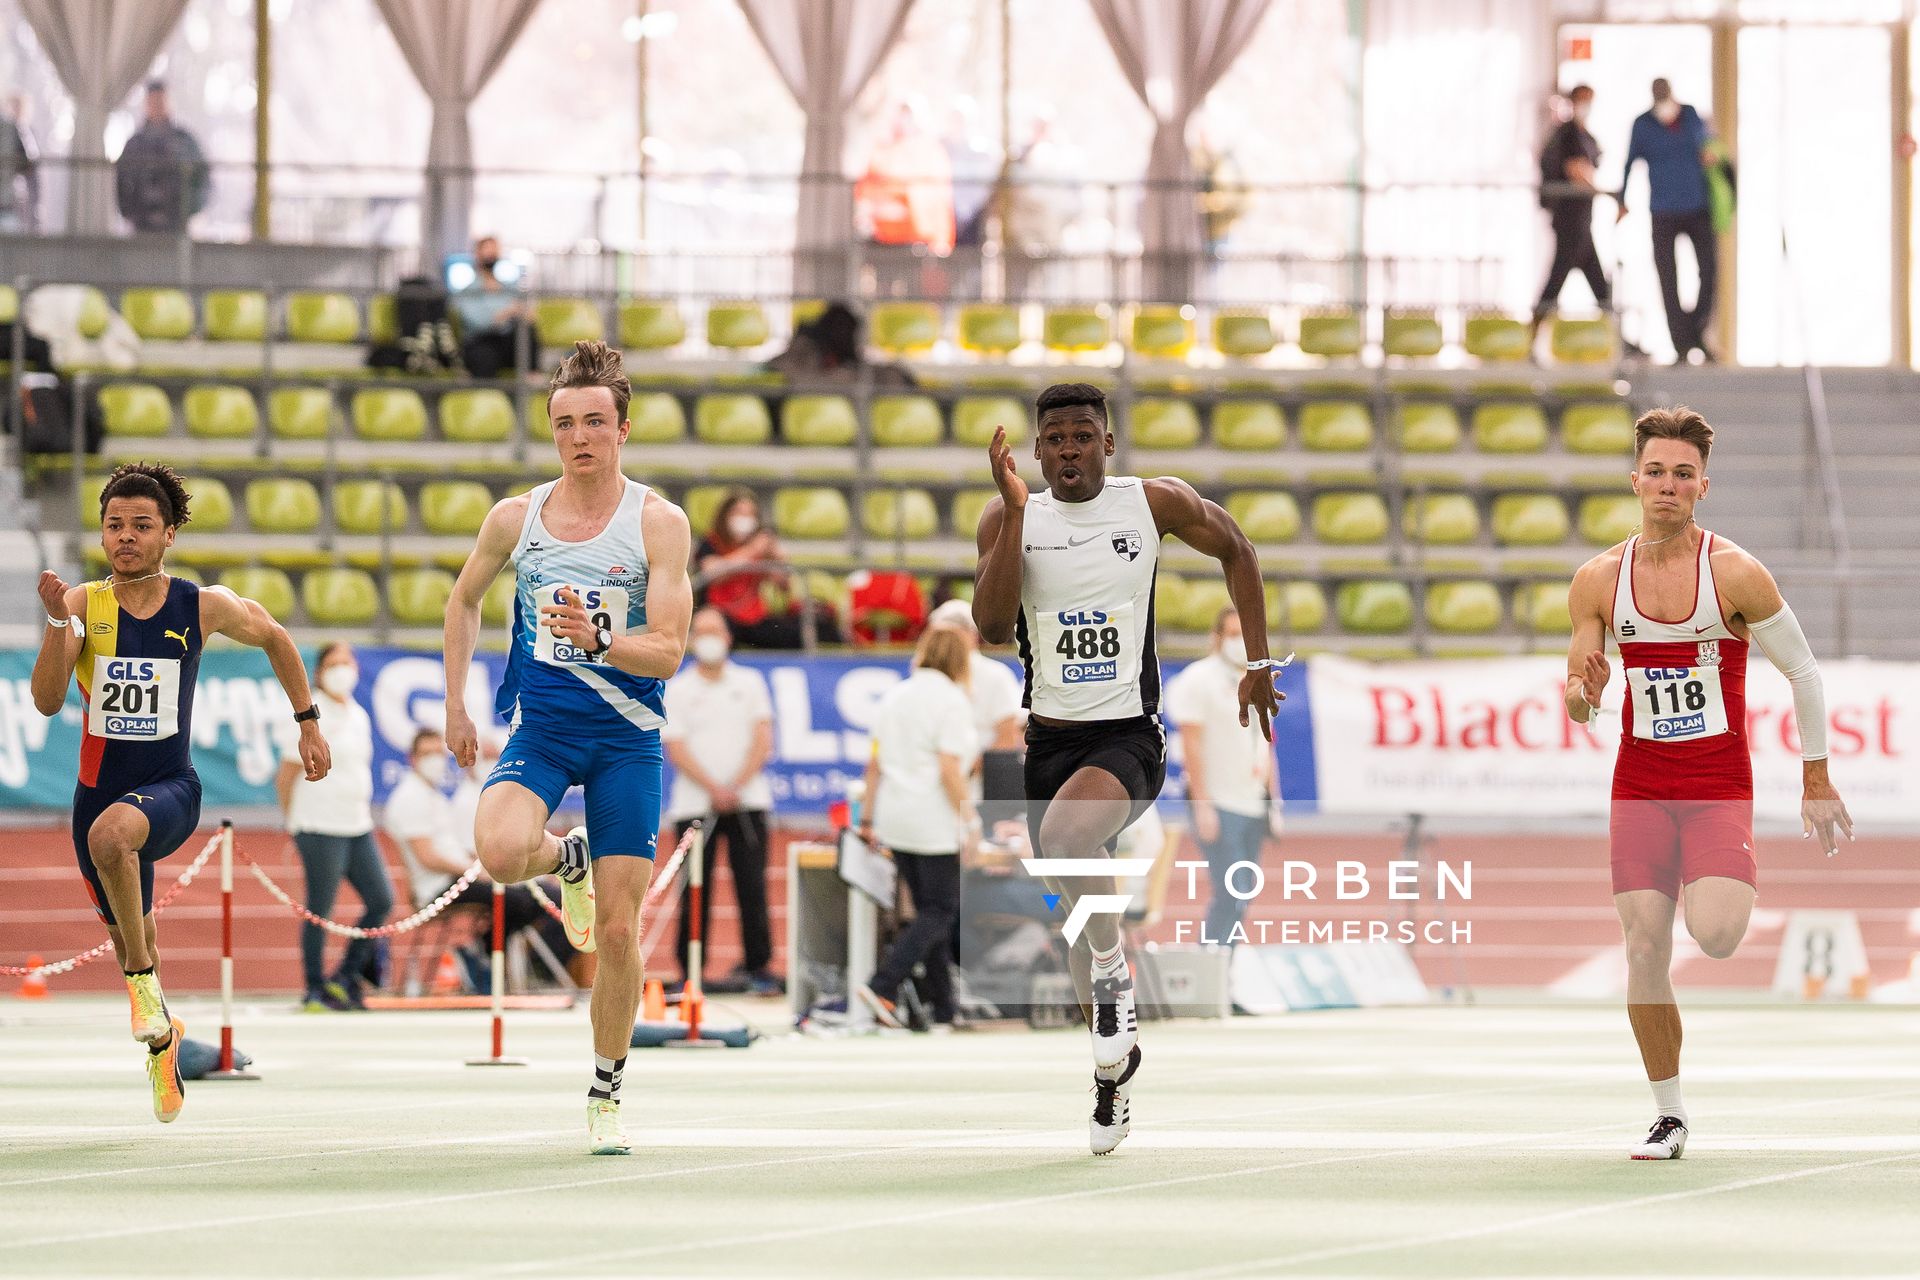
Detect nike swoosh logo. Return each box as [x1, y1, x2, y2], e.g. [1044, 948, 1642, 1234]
[1067, 532, 1103, 547]
[1695, 625, 1715, 634]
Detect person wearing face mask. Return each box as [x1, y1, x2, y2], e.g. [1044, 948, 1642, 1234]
[1161, 609, 1282, 947]
[695, 488, 842, 649]
[1623, 79, 1718, 363]
[662, 608, 778, 995]
[1533, 86, 1614, 344]
[451, 234, 540, 379]
[275, 642, 389, 1010]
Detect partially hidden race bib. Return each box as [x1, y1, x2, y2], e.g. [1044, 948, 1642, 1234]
[1036, 602, 1138, 691]
[1626, 656, 1728, 743]
[87, 656, 182, 741]
[532, 583, 629, 666]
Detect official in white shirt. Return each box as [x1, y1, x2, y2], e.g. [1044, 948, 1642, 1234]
[928, 598, 1023, 751]
[1163, 608, 1281, 946]
[274, 642, 390, 1009]
[662, 608, 777, 994]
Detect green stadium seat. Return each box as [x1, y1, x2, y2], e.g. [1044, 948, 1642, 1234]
[1131, 398, 1201, 449]
[950, 490, 997, 538]
[1177, 579, 1232, 633]
[1520, 580, 1573, 633]
[0, 284, 16, 323]
[1464, 314, 1530, 361]
[1383, 310, 1442, 358]
[368, 294, 398, 345]
[205, 290, 267, 342]
[120, 288, 195, 340]
[98, 384, 172, 437]
[1299, 310, 1363, 358]
[1153, 574, 1189, 626]
[790, 299, 826, 328]
[1213, 309, 1276, 357]
[1579, 494, 1640, 546]
[1131, 306, 1193, 358]
[1042, 305, 1110, 352]
[872, 395, 942, 447]
[802, 569, 846, 612]
[1299, 399, 1373, 452]
[439, 388, 513, 443]
[245, 478, 321, 534]
[388, 568, 456, 626]
[74, 286, 110, 339]
[420, 481, 494, 535]
[1312, 493, 1390, 544]
[682, 486, 730, 538]
[1471, 400, 1549, 453]
[1563, 401, 1634, 454]
[628, 391, 687, 444]
[182, 385, 259, 439]
[1336, 581, 1415, 634]
[534, 297, 604, 346]
[781, 395, 857, 446]
[1225, 491, 1301, 544]
[525, 392, 551, 440]
[871, 301, 940, 354]
[332, 480, 408, 534]
[772, 487, 851, 540]
[618, 299, 686, 351]
[269, 387, 333, 440]
[1403, 493, 1480, 545]
[707, 301, 769, 350]
[302, 568, 379, 626]
[286, 292, 361, 344]
[351, 389, 428, 442]
[1393, 399, 1462, 452]
[181, 476, 233, 533]
[1491, 493, 1571, 546]
[952, 396, 1025, 447]
[165, 565, 205, 585]
[695, 394, 772, 446]
[1427, 580, 1503, 634]
[219, 567, 296, 622]
[1212, 400, 1284, 451]
[481, 573, 517, 627]
[1551, 316, 1614, 364]
[862, 489, 938, 540]
[958, 303, 1022, 354]
[1267, 580, 1328, 634]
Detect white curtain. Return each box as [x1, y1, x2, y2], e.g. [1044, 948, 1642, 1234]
[1088, 0, 1273, 302]
[737, 0, 917, 296]
[20, 0, 190, 234]
[373, 0, 544, 266]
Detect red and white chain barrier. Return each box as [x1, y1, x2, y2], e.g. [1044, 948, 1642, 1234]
[241, 847, 485, 939]
[523, 822, 696, 965]
[0, 829, 223, 978]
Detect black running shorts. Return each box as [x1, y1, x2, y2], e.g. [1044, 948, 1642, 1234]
[1023, 714, 1167, 853]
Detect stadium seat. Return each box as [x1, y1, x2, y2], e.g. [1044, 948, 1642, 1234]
[1520, 580, 1573, 633]
[1042, 305, 1110, 352]
[682, 485, 730, 538]
[351, 388, 428, 442]
[72, 286, 110, 338]
[1153, 575, 1189, 627]
[0, 284, 15, 323]
[1131, 306, 1193, 358]
[1226, 491, 1301, 544]
[1177, 579, 1232, 633]
[286, 292, 361, 344]
[98, 383, 172, 437]
[952, 395, 1025, 447]
[181, 476, 233, 533]
[790, 298, 826, 328]
[534, 297, 604, 345]
[707, 301, 769, 349]
[481, 573, 516, 627]
[182, 385, 259, 439]
[1213, 309, 1276, 357]
[220, 567, 296, 622]
[1471, 400, 1549, 453]
[525, 392, 551, 440]
[772, 487, 851, 540]
[1336, 581, 1415, 634]
[245, 478, 321, 534]
[1550, 316, 1614, 364]
[1403, 493, 1480, 544]
[1299, 398, 1373, 451]
[1491, 493, 1571, 546]
[302, 568, 380, 626]
[120, 288, 195, 340]
[1393, 399, 1462, 452]
[1579, 493, 1640, 546]
[1464, 314, 1530, 361]
[269, 387, 333, 440]
[950, 490, 997, 538]
[165, 565, 205, 585]
[1212, 400, 1284, 450]
[420, 481, 493, 535]
[439, 388, 514, 443]
[332, 480, 408, 534]
[1562, 401, 1634, 454]
[1298, 310, 1363, 358]
[695, 394, 772, 445]
[871, 301, 940, 354]
[781, 395, 857, 446]
[872, 395, 942, 447]
[958, 303, 1022, 354]
[1383, 310, 1443, 358]
[204, 290, 267, 342]
[1130, 398, 1201, 449]
[618, 299, 686, 351]
[387, 568, 456, 626]
[862, 488, 938, 540]
[368, 294, 398, 345]
[628, 391, 687, 444]
[1267, 580, 1329, 634]
[1427, 580, 1504, 634]
[1312, 493, 1389, 544]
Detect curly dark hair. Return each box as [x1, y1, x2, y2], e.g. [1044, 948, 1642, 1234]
[98, 461, 192, 528]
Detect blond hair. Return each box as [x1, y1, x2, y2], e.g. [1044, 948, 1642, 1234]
[913, 624, 972, 687]
[1634, 405, 1713, 465]
[548, 339, 631, 424]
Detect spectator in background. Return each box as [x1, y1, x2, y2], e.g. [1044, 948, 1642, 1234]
[927, 599, 1023, 752]
[663, 609, 778, 995]
[1191, 118, 1248, 261]
[764, 301, 914, 389]
[945, 104, 996, 296]
[1623, 78, 1717, 363]
[1001, 115, 1074, 303]
[1163, 609, 1280, 947]
[275, 642, 390, 1009]
[452, 235, 538, 378]
[855, 625, 979, 1030]
[1532, 85, 1614, 342]
[695, 487, 841, 649]
[855, 100, 954, 296]
[114, 80, 208, 235]
[1, 93, 39, 232]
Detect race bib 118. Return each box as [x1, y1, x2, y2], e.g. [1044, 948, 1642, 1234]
[532, 584, 629, 666]
[1626, 663, 1728, 742]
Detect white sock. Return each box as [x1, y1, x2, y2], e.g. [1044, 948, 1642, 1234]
[1090, 942, 1126, 977]
[589, 1053, 625, 1104]
[1650, 1075, 1686, 1122]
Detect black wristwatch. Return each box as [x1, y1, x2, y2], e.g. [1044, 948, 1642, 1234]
[589, 627, 614, 659]
[293, 705, 320, 723]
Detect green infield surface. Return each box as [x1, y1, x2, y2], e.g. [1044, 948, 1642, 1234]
[3, 998, 1918, 1278]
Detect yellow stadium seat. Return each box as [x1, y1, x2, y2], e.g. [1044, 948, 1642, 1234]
[388, 568, 456, 627]
[1471, 400, 1549, 453]
[1465, 314, 1530, 362]
[269, 387, 333, 440]
[439, 388, 514, 443]
[707, 301, 769, 350]
[1383, 310, 1442, 359]
[1043, 305, 1110, 352]
[1336, 581, 1415, 634]
[1213, 309, 1276, 357]
[1520, 580, 1573, 633]
[98, 384, 172, 437]
[120, 288, 195, 340]
[1153, 574, 1189, 626]
[1177, 579, 1232, 632]
[1299, 310, 1363, 358]
[950, 490, 997, 538]
[73, 286, 110, 338]
[695, 394, 772, 446]
[421, 481, 494, 536]
[628, 391, 687, 444]
[781, 395, 857, 447]
[1130, 398, 1201, 449]
[862, 489, 938, 540]
[0, 284, 16, 324]
[525, 392, 551, 440]
[1562, 401, 1634, 454]
[1551, 316, 1615, 364]
[682, 485, 730, 538]
[165, 565, 204, 586]
[1131, 306, 1194, 358]
[1212, 400, 1284, 451]
[1312, 493, 1390, 544]
[618, 299, 686, 351]
[1393, 399, 1462, 452]
[790, 299, 826, 329]
[219, 567, 296, 622]
[1579, 494, 1640, 546]
[1299, 399, 1373, 452]
[182, 385, 259, 440]
[872, 395, 942, 447]
[1491, 493, 1571, 546]
[1266, 580, 1329, 634]
[1403, 493, 1480, 545]
[534, 297, 604, 346]
[181, 476, 233, 533]
[871, 302, 940, 354]
[1226, 491, 1301, 544]
[204, 290, 267, 342]
[302, 568, 379, 626]
[332, 480, 408, 534]
[958, 303, 1022, 354]
[351, 388, 428, 442]
[481, 573, 516, 627]
[286, 292, 361, 344]
[952, 395, 1025, 447]
[1427, 580, 1504, 634]
[772, 488, 850, 540]
[368, 295, 398, 345]
[245, 478, 321, 534]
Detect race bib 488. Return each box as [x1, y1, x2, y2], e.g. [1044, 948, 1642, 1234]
[1038, 603, 1137, 689]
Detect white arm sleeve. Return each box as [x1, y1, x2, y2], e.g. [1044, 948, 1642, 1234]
[1747, 604, 1827, 760]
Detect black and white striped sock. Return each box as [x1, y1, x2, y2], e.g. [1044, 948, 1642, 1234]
[587, 1053, 625, 1104]
[557, 834, 587, 885]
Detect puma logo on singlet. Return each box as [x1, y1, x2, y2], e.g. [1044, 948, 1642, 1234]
[126, 793, 152, 805]
[164, 627, 191, 650]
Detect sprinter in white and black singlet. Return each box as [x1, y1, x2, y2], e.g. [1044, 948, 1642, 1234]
[972, 382, 1284, 1156]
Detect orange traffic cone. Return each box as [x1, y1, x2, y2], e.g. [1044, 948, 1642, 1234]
[16, 956, 48, 1000]
[642, 979, 666, 1022]
[431, 950, 464, 995]
[1849, 971, 1872, 1000]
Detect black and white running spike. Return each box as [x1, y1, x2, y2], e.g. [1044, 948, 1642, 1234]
[1089, 965, 1139, 1069]
[1090, 1045, 1141, 1156]
[1630, 1114, 1688, 1160]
